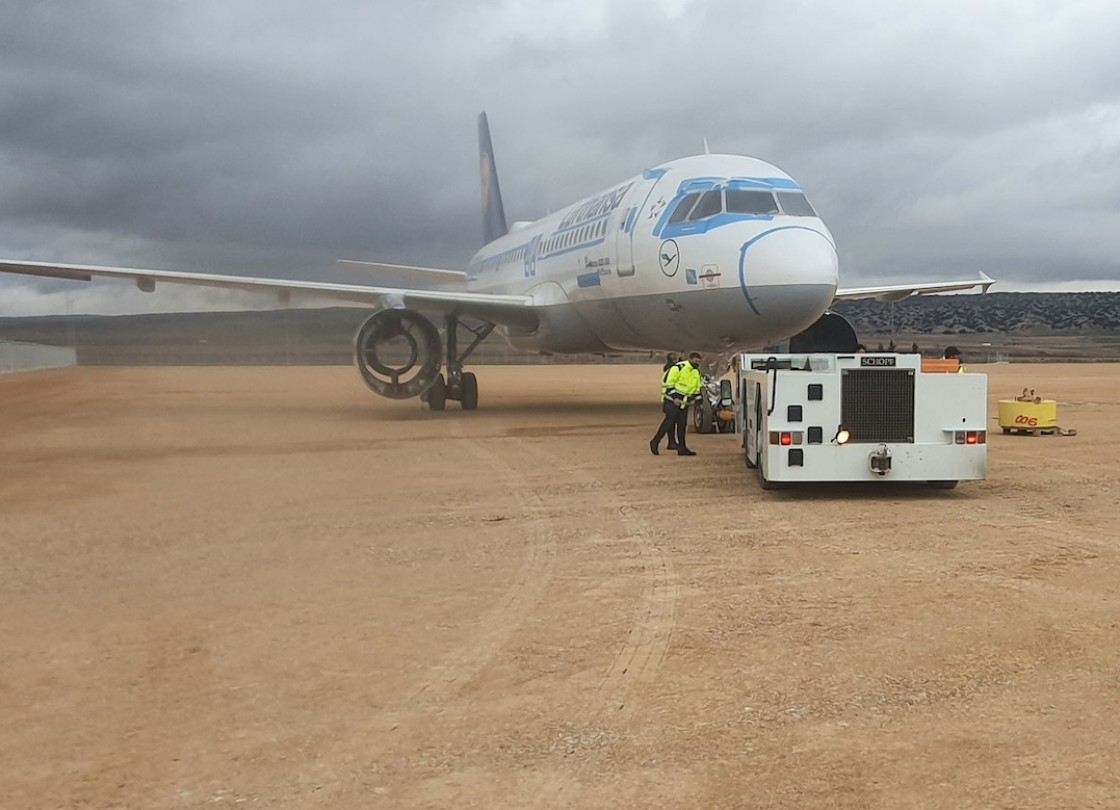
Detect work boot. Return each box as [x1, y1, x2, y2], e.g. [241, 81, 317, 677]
[667, 442, 679, 450]
[649, 439, 660, 456]
[677, 448, 697, 456]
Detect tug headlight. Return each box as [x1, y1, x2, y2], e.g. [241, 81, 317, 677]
[833, 426, 851, 445]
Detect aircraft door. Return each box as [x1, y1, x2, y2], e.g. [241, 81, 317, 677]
[614, 199, 638, 278]
[614, 169, 667, 279]
[523, 234, 542, 278]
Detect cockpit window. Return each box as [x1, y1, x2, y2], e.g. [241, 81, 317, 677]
[667, 192, 701, 225]
[726, 189, 779, 215]
[688, 190, 724, 221]
[776, 191, 816, 217]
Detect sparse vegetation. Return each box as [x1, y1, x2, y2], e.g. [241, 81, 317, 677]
[2, 292, 1119, 364]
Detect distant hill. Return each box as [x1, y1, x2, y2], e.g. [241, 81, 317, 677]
[2, 292, 1119, 364]
[833, 291, 1120, 335]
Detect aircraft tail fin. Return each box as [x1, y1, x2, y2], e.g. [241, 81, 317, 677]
[478, 112, 509, 245]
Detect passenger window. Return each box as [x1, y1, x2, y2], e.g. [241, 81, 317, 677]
[688, 190, 723, 221]
[726, 189, 779, 215]
[776, 192, 816, 216]
[667, 192, 701, 225]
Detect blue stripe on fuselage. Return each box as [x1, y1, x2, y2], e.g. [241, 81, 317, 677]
[652, 176, 804, 238]
[660, 212, 775, 239]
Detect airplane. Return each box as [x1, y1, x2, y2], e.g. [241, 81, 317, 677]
[0, 113, 993, 410]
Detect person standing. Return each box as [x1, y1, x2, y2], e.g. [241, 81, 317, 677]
[650, 352, 703, 456]
[671, 352, 704, 454]
[942, 345, 966, 373]
[650, 356, 683, 454]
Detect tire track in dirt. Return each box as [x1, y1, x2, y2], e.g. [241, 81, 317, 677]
[516, 444, 679, 720]
[400, 421, 559, 706]
[445, 427, 679, 719]
[508, 442, 679, 809]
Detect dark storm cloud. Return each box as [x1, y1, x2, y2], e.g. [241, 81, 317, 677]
[2, 0, 1119, 314]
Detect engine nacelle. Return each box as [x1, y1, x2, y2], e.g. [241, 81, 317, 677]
[353, 309, 442, 399]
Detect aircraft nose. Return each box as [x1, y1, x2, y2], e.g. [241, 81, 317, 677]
[736, 226, 839, 327]
[739, 226, 838, 291]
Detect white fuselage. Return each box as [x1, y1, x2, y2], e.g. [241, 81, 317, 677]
[466, 154, 839, 356]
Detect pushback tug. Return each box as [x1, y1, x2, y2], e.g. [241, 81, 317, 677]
[736, 352, 988, 489]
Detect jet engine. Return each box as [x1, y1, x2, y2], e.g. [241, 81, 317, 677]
[353, 309, 442, 399]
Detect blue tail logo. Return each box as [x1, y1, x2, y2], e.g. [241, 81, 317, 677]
[478, 112, 509, 246]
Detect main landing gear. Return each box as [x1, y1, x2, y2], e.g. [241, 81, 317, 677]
[353, 308, 494, 411]
[421, 314, 494, 411]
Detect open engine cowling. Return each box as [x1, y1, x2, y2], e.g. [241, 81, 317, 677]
[353, 309, 442, 399]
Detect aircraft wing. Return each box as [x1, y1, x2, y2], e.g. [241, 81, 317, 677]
[834, 272, 994, 303]
[0, 259, 538, 328]
[334, 259, 470, 289]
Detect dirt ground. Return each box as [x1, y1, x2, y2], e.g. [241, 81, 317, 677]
[2, 363, 1119, 809]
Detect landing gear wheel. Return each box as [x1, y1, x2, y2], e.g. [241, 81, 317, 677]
[460, 372, 479, 410]
[441, 315, 491, 411]
[693, 399, 714, 433]
[427, 374, 447, 411]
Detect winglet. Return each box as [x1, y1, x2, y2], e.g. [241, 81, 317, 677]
[978, 271, 995, 293]
[478, 112, 509, 246]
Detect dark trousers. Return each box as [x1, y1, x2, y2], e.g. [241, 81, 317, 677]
[652, 399, 681, 448]
[674, 404, 690, 449]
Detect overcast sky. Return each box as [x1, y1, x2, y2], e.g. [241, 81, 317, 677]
[2, 0, 1119, 315]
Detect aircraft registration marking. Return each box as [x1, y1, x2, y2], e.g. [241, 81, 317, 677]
[699, 265, 721, 289]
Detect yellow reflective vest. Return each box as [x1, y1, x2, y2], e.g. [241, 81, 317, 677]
[663, 361, 702, 401]
[660, 363, 680, 398]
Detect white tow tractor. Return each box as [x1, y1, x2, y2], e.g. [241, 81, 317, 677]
[736, 352, 987, 489]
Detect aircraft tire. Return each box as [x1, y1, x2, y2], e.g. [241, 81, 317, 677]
[460, 372, 479, 410]
[428, 375, 447, 411]
[694, 399, 715, 433]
